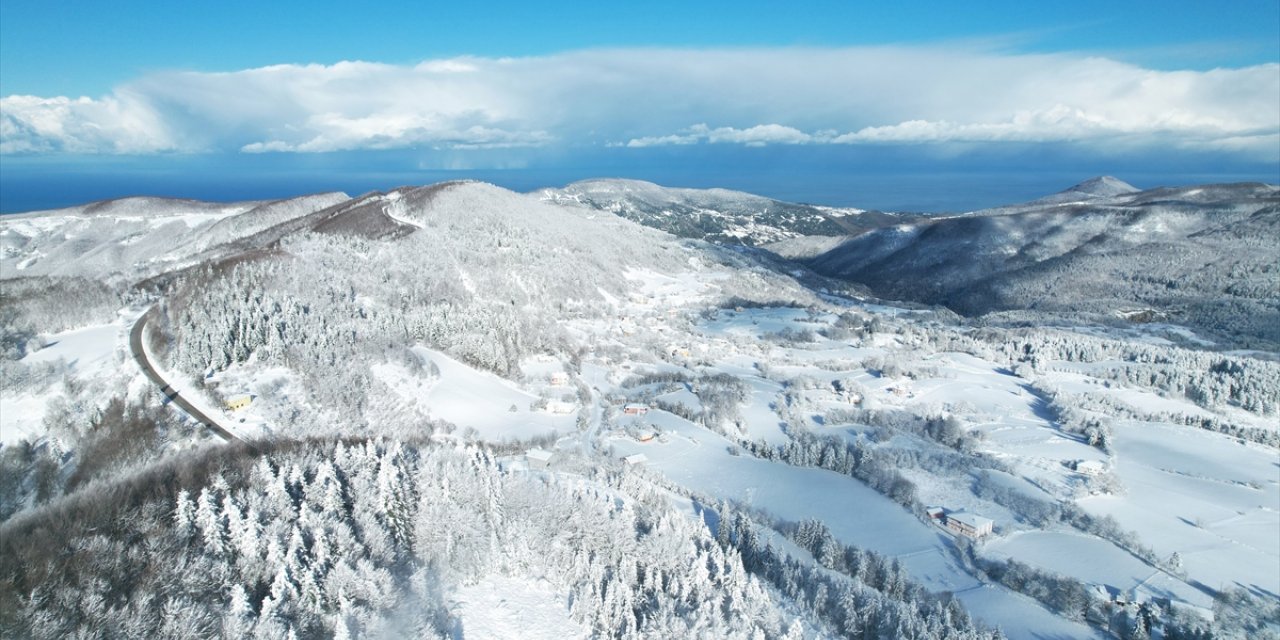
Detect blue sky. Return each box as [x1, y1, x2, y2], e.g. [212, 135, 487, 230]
[2, 0, 1277, 212]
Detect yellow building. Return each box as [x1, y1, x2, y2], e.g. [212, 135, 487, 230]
[224, 394, 253, 411]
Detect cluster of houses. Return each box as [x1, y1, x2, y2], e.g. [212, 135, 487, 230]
[926, 507, 995, 539]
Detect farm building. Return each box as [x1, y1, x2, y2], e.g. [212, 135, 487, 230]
[549, 372, 569, 386]
[634, 428, 657, 442]
[622, 453, 648, 467]
[224, 394, 253, 411]
[945, 512, 994, 538]
[925, 507, 946, 520]
[526, 449, 555, 469]
[623, 404, 649, 416]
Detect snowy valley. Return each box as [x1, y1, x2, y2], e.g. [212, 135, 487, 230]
[0, 178, 1277, 639]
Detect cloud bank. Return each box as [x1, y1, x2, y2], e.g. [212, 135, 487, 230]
[2, 47, 1277, 159]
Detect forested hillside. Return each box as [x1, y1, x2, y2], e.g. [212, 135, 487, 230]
[801, 182, 1280, 349]
[539, 179, 899, 245]
[1, 179, 1276, 640]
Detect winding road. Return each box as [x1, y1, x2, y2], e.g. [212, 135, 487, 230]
[130, 306, 248, 446]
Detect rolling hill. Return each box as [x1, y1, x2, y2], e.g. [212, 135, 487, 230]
[799, 179, 1280, 348]
[537, 178, 900, 245]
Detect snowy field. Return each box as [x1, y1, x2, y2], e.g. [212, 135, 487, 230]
[450, 575, 585, 640]
[387, 347, 575, 440]
[1, 314, 133, 445]
[1078, 420, 1279, 597]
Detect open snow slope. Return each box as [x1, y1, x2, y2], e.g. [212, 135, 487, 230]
[1, 312, 134, 445]
[0, 192, 348, 279]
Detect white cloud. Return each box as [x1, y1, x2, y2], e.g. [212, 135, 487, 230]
[0, 93, 176, 153]
[625, 123, 818, 147]
[1, 47, 1276, 159]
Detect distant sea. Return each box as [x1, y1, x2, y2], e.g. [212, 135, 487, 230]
[3, 151, 1276, 215]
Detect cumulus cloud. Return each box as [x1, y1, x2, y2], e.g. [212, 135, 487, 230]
[0, 93, 176, 153]
[1, 47, 1276, 158]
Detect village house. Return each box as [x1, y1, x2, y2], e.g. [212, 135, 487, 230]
[623, 403, 649, 416]
[549, 372, 569, 386]
[622, 453, 648, 467]
[526, 449, 555, 469]
[224, 394, 253, 411]
[945, 512, 994, 538]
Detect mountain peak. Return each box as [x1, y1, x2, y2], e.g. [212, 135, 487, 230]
[1061, 175, 1139, 198]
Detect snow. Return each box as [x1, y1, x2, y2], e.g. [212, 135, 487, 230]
[8, 180, 1275, 637]
[21, 322, 123, 377]
[136, 320, 265, 441]
[408, 347, 574, 441]
[1, 317, 130, 445]
[985, 531, 1212, 608]
[0, 393, 55, 446]
[450, 575, 585, 640]
[1077, 421, 1280, 597]
[606, 409, 1100, 638]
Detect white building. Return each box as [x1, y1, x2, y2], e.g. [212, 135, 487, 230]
[622, 453, 648, 467]
[526, 449, 555, 469]
[945, 512, 994, 538]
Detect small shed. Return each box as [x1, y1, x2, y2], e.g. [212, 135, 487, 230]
[926, 506, 946, 520]
[622, 453, 648, 467]
[526, 449, 555, 469]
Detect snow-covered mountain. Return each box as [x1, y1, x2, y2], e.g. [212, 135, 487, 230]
[802, 180, 1280, 349]
[537, 178, 899, 245]
[1019, 175, 1141, 207]
[0, 192, 349, 279]
[2, 179, 1277, 640]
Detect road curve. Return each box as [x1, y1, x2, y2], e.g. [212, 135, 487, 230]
[130, 306, 248, 446]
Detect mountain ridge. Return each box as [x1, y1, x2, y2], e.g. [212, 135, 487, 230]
[537, 177, 900, 245]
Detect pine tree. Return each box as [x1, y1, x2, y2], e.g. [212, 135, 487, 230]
[173, 489, 195, 538]
[195, 487, 226, 555]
